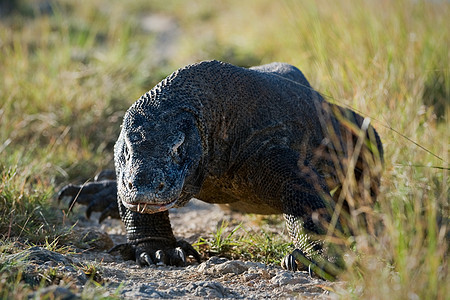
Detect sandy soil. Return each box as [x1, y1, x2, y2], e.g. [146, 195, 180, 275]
[63, 199, 335, 299]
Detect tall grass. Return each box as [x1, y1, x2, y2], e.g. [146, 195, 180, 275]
[0, 0, 448, 298]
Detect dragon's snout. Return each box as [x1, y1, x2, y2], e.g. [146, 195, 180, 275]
[118, 167, 185, 214]
[125, 169, 170, 196]
[126, 175, 167, 196]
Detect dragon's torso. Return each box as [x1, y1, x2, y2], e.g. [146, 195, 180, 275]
[59, 61, 383, 280]
[112, 60, 383, 279]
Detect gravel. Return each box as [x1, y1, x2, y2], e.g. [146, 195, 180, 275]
[26, 199, 336, 299]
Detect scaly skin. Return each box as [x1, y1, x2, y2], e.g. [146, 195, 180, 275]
[59, 61, 383, 280]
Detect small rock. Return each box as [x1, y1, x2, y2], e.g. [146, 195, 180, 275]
[197, 257, 249, 275]
[6, 247, 90, 286]
[242, 273, 259, 282]
[185, 281, 230, 298]
[8, 246, 74, 267]
[215, 260, 249, 275]
[209, 256, 229, 264]
[121, 284, 169, 299]
[196, 256, 228, 274]
[270, 271, 309, 286]
[247, 266, 273, 280]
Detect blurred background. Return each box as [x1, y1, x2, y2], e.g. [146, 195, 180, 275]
[0, 0, 448, 179]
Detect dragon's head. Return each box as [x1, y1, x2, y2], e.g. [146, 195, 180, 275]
[114, 103, 203, 214]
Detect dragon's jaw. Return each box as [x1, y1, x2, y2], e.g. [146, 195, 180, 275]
[122, 198, 178, 214]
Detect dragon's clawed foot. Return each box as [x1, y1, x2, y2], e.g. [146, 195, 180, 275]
[282, 249, 343, 281]
[109, 238, 201, 267]
[57, 170, 119, 222]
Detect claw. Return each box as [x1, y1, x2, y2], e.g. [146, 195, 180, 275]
[99, 203, 120, 223]
[154, 250, 166, 266]
[281, 253, 297, 271]
[290, 249, 339, 281]
[176, 240, 201, 263]
[165, 247, 183, 267]
[98, 210, 108, 223]
[175, 247, 186, 266]
[139, 252, 153, 267]
[57, 184, 78, 203]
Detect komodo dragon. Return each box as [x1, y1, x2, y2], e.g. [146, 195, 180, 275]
[59, 60, 383, 280]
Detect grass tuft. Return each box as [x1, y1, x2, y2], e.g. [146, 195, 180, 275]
[0, 163, 59, 242]
[196, 219, 292, 265]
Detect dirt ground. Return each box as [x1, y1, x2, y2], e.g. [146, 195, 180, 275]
[61, 199, 336, 299]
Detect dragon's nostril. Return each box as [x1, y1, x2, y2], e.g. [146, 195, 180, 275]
[158, 182, 165, 191]
[128, 181, 133, 190]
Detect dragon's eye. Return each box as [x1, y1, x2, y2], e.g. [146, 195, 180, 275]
[128, 132, 142, 143]
[171, 133, 185, 164]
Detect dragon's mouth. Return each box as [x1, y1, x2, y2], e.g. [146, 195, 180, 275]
[122, 199, 177, 214]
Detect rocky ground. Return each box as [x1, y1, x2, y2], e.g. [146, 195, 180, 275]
[9, 199, 336, 299]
